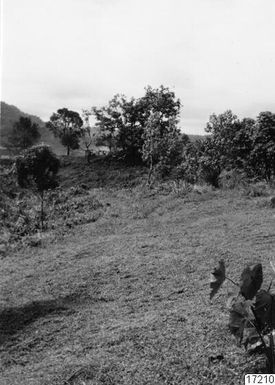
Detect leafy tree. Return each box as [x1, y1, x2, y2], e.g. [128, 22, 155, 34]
[91, 85, 182, 165]
[5, 116, 41, 153]
[91, 95, 124, 153]
[205, 110, 239, 169]
[141, 85, 181, 132]
[201, 111, 257, 184]
[138, 85, 183, 169]
[142, 112, 160, 183]
[176, 140, 203, 184]
[178, 136, 225, 187]
[206, 110, 238, 136]
[116, 85, 182, 164]
[229, 118, 255, 173]
[115, 97, 146, 164]
[178, 136, 221, 187]
[80, 109, 97, 163]
[92, 94, 146, 163]
[142, 112, 185, 183]
[46, 108, 83, 156]
[251, 112, 275, 181]
[16, 145, 60, 229]
[81, 110, 93, 151]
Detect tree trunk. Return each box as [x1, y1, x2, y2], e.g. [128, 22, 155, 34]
[67, 146, 70, 156]
[85, 149, 91, 164]
[147, 153, 153, 186]
[108, 141, 112, 153]
[147, 131, 154, 186]
[40, 191, 44, 231]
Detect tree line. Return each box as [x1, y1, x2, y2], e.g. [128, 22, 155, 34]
[6, 85, 275, 185]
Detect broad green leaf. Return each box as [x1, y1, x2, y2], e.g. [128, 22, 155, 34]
[228, 297, 255, 340]
[210, 260, 226, 299]
[240, 263, 263, 300]
[254, 290, 275, 331]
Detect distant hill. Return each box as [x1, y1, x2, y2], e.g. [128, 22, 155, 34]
[0, 101, 65, 154]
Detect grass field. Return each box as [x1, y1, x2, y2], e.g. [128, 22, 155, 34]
[1, 158, 275, 384]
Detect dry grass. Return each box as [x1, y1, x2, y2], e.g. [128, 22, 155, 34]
[1, 158, 275, 384]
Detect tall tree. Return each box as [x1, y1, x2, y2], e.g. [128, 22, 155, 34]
[177, 140, 203, 184]
[5, 116, 41, 153]
[115, 97, 147, 164]
[204, 110, 256, 173]
[91, 95, 124, 153]
[46, 108, 83, 155]
[230, 118, 255, 173]
[141, 85, 181, 134]
[142, 112, 185, 182]
[91, 85, 182, 164]
[198, 136, 223, 187]
[205, 110, 239, 168]
[251, 111, 275, 181]
[80, 109, 96, 163]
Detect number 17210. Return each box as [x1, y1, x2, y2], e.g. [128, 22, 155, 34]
[245, 375, 275, 384]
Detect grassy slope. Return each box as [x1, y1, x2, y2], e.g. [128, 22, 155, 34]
[1, 159, 275, 384]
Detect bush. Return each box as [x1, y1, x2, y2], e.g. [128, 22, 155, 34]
[198, 164, 220, 187]
[16, 145, 59, 192]
[218, 169, 248, 189]
[15, 145, 60, 229]
[243, 181, 270, 197]
[47, 188, 104, 230]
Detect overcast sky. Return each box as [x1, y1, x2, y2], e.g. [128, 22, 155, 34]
[1, 0, 275, 134]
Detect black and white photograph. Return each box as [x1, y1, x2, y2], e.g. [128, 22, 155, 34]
[1, 0, 275, 383]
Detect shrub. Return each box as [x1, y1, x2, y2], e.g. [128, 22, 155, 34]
[198, 162, 220, 187]
[15, 145, 60, 229]
[243, 182, 270, 197]
[218, 169, 248, 190]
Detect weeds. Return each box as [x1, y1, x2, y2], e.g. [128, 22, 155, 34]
[218, 169, 248, 190]
[0, 183, 104, 247]
[242, 182, 271, 198]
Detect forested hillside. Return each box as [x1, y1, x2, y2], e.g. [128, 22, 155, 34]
[0, 102, 64, 154]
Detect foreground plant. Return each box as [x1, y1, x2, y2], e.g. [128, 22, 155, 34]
[16, 145, 60, 230]
[210, 260, 275, 373]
